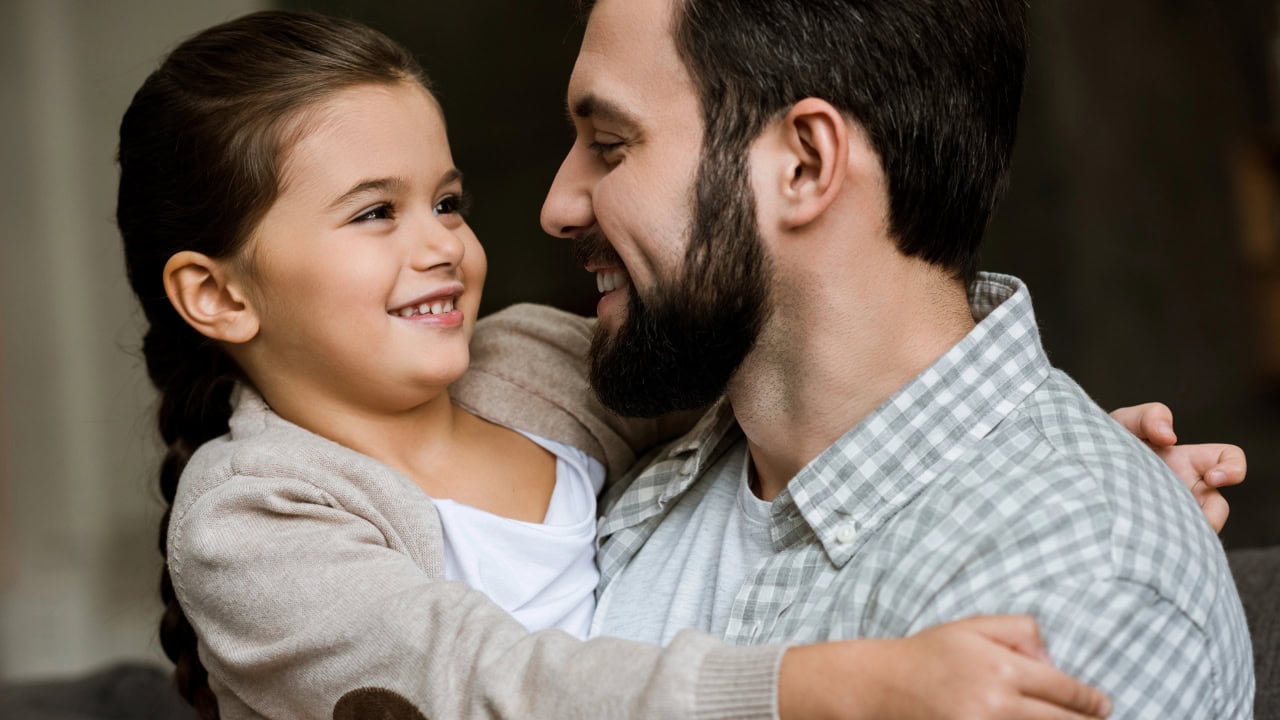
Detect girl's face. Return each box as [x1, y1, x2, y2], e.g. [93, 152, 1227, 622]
[239, 81, 486, 415]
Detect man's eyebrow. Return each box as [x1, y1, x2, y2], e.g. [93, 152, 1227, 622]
[569, 94, 641, 132]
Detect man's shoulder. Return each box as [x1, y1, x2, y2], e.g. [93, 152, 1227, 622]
[973, 367, 1192, 514]
[930, 367, 1230, 620]
[1001, 369, 1199, 535]
[883, 370, 1253, 715]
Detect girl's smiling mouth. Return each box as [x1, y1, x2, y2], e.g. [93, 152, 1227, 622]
[388, 285, 464, 325]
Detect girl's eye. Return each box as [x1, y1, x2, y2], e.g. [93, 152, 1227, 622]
[434, 192, 472, 217]
[353, 203, 395, 223]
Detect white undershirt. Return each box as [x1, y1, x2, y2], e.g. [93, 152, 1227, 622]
[435, 432, 605, 638]
[592, 441, 774, 643]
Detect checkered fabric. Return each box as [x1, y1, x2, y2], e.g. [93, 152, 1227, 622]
[597, 273, 1254, 719]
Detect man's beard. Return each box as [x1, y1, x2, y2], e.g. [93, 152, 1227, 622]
[575, 148, 771, 418]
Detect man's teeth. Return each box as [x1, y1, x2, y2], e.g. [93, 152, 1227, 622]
[596, 270, 630, 293]
[392, 299, 456, 318]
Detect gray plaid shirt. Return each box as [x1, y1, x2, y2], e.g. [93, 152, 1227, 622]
[597, 273, 1254, 718]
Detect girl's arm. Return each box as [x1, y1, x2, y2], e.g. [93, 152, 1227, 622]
[170, 474, 1106, 719]
[170, 474, 777, 718]
[452, 302, 701, 484]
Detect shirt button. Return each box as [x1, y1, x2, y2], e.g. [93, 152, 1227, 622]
[835, 522, 858, 544]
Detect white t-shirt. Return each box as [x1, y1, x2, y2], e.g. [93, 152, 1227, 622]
[591, 441, 774, 643]
[435, 432, 605, 638]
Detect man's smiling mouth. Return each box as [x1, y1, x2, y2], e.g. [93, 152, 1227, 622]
[596, 269, 630, 294]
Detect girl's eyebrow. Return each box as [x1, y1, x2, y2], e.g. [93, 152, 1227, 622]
[436, 168, 463, 191]
[327, 177, 408, 211]
[327, 169, 464, 211]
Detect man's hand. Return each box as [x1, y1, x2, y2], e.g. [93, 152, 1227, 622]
[1109, 403, 1246, 532]
[778, 615, 1110, 720]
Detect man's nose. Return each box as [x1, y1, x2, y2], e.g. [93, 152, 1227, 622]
[541, 146, 596, 239]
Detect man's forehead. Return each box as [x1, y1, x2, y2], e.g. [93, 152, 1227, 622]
[580, 0, 674, 51]
[567, 0, 689, 122]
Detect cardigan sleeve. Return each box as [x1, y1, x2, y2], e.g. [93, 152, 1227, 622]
[451, 303, 703, 483]
[170, 473, 784, 719]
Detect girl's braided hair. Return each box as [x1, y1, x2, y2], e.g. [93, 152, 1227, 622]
[115, 11, 426, 716]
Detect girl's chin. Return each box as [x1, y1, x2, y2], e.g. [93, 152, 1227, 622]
[415, 353, 471, 388]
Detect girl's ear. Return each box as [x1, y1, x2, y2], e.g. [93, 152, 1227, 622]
[162, 251, 259, 344]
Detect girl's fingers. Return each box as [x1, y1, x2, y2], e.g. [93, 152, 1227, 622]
[1014, 655, 1112, 717]
[1109, 402, 1176, 446]
[1015, 696, 1110, 720]
[1204, 444, 1247, 487]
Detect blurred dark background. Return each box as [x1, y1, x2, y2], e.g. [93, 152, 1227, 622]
[1, 0, 1276, 683]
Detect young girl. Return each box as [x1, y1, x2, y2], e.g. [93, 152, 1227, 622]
[117, 10, 1233, 720]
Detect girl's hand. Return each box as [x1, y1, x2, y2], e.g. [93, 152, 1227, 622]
[1109, 402, 1246, 532]
[778, 615, 1110, 720]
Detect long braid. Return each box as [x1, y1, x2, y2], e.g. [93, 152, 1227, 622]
[147, 322, 239, 719]
[116, 11, 429, 714]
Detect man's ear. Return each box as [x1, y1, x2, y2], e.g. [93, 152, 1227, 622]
[162, 251, 259, 344]
[772, 98, 849, 229]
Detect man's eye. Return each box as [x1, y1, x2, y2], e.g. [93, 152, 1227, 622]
[434, 192, 472, 217]
[353, 203, 395, 222]
[588, 140, 625, 160]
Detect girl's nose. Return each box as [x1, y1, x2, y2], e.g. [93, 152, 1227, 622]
[409, 214, 466, 272]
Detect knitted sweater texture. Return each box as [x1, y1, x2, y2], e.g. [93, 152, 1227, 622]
[168, 303, 785, 720]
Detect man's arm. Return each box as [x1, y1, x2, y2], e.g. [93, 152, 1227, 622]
[1000, 578, 1252, 718]
[904, 453, 1255, 719]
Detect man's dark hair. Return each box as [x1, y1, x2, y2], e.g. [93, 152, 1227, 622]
[582, 0, 1028, 282]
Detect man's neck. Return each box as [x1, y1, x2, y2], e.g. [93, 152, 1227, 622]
[729, 259, 976, 501]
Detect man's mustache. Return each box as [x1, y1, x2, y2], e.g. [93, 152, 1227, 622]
[570, 229, 624, 269]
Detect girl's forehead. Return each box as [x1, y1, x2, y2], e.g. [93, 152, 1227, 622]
[281, 82, 454, 197]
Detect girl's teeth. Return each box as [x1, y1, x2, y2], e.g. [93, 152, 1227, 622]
[392, 297, 459, 317]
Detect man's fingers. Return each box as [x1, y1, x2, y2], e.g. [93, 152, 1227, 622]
[1015, 655, 1112, 717]
[1204, 445, 1247, 487]
[1109, 403, 1176, 446]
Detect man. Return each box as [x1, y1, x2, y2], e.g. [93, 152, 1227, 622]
[536, 0, 1254, 716]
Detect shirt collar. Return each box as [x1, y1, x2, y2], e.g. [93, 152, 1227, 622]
[784, 273, 1051, 567]
[596, 397, 740, 539]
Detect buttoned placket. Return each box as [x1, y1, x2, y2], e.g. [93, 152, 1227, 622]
[720, 490, 823, 645]
[595, 402, 739, 588]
